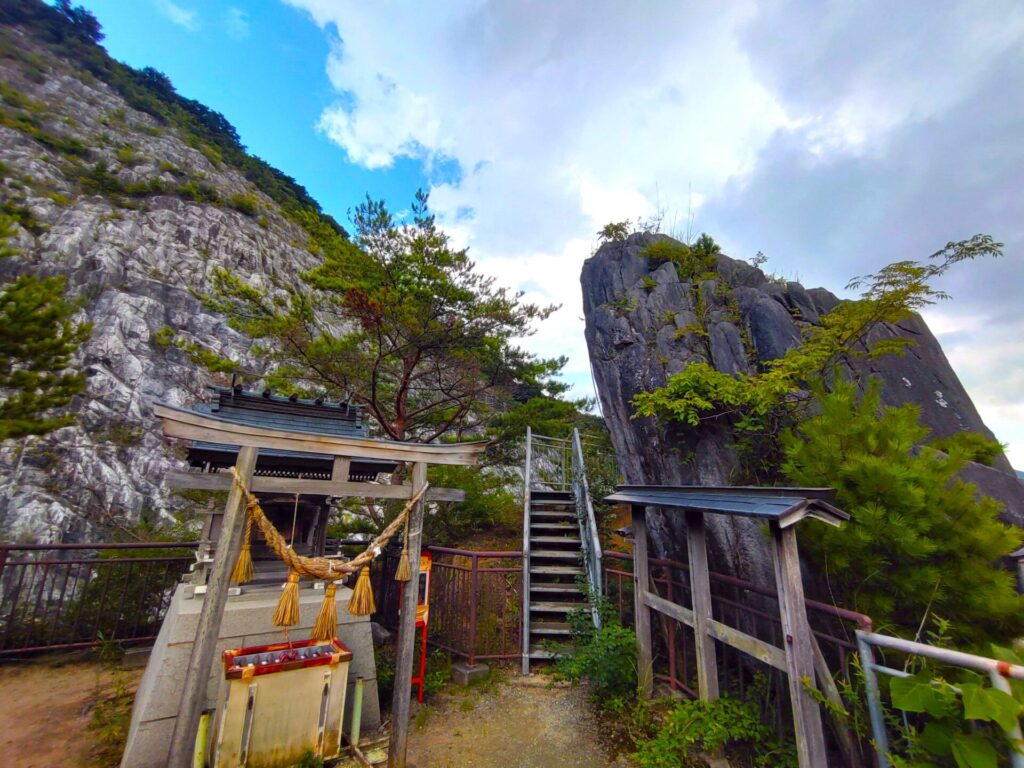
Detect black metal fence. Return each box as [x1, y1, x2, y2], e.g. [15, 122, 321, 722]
[0, 542, 198, 655]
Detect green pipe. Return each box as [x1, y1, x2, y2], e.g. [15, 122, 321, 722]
[350, 676, 364, 748]
[193, 711, 209, 768]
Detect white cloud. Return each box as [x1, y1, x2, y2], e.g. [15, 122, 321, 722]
[288, 0, 1024, 465]
[224, 7, 250, 40]
[156, 0, 197, 31]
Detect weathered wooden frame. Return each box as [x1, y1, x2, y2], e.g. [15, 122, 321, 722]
[627, 492, 847, 768]
[156, 403, 485, 768]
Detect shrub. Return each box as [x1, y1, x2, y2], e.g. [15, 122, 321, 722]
[227, 193, 259, 216]
[783, 378, 1024, 646]
[640, 237, 718, 281]
[928, 431, 1005, 467]
[634, 696, 796, 768]
[556, 598, 637, 699]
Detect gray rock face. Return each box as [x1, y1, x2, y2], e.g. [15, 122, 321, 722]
[582, 233, 1024, 582]
[0, 27, 321, 541]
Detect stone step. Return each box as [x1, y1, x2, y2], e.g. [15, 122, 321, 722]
[527, 645, 567, 660]
[530, 565, 584, 577]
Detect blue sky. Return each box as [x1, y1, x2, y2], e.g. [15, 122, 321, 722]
[82, 0, 426, 223]
[78, 0, 1024, 466]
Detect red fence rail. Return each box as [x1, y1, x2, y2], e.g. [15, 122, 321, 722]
[373, 545, 523, 665]
[0, 542, 198, 656]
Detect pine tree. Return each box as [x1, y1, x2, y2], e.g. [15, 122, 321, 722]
[0, 215, 91, 440]
[782, 378, 1024, 646]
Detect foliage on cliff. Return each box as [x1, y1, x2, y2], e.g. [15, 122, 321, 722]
[633, 235, 1003, 481]
[0, 214, 91, 440]
[0, 0, 347, 246]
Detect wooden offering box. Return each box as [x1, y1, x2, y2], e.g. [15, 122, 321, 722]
[213, 637, 353, 767]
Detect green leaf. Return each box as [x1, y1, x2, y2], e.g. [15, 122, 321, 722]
[891, 671, 955, 717]
[960, 682, 1023, 733]
[919, 720, 954, 756]
[989, 644, 1023, 666]
[950, 732, 997, 768]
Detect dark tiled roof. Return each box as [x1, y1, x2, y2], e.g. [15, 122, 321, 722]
[604, 485, 849, 528]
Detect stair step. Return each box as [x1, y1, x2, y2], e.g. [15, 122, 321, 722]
[530, 621, 571, 635]
[531, 502, 574, 510]
[530, 536, 581, 546]
[530, 511, 575, 520]
[529, 584, 586, 595]
[530, 550, 580, 560]
[530, 523, 574, 532]
[528, 645, 568, 660]
[530, 602, 581, 613]
[530, 566, 584, 576]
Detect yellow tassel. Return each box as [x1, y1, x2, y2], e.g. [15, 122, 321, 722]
[273, 571, 301, 627]
[311, 582, 338, 642]
[394, 519, 411, 582]
[230, 516, 254, 584]
[348, 566, 376, 616]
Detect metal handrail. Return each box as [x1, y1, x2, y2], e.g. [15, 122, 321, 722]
[571, 428, 603, 622]
[521, 426, 533, 674]
[857, 630, 1024, 768]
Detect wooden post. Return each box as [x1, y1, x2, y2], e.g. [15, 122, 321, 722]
[388, 461, 427, 768]
[167, 445, 258, 768]
[685, 509, 719, 701]
[632, 504, 653, 699]
[771, 523, 827, 768]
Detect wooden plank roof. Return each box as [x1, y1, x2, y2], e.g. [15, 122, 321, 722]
[604, 485, 849, 528]
[154, 402, 488, 466]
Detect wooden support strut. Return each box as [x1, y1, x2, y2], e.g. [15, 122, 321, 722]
[771, 522, 828, 768]
[685, 508, 720, 702]
[167, 445, 258, 768]
[631, 504, 654, 699]
[388, 461, 427, 768]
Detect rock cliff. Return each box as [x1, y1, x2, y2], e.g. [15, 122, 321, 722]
[0, 17, 335, 541]
[582, 233, 1024, 579]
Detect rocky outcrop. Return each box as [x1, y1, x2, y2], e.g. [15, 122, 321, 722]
[0, 24, 323, 541]
[582, 233, 1024, 580]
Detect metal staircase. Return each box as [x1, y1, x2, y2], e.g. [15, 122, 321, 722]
[521, 428, 603, 672]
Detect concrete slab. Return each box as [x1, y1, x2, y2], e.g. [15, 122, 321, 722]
[451, 661, 490, 686]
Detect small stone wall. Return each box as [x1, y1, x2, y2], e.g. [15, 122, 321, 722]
[121, 582, 379, 768]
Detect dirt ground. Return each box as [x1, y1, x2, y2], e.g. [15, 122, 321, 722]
[0, 658, 142, 768]
[407, 675, 633, 768]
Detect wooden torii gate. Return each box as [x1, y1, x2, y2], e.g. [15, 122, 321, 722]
[605, 485, 850, 768]
[154, 402, 487, 768]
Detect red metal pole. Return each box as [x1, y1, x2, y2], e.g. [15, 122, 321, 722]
[468, 554, 479, 666]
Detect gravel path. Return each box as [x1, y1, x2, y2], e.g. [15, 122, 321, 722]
[407, 675, 632, 768]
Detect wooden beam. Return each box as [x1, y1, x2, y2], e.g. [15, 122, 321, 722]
[154, 403, 486, 466]
[165, 471, 464, 502]
[167, 445, 258, 768]
[632, 504, 654, 699]
[389, 462, 427, 768]
[685, 509, 719, 701]
[707, 619, 787, 672]
[332, 456, 351, 482]
[642, 588, 695, 628]
[771, 522, 828, 768]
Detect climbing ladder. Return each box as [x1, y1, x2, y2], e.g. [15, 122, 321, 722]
[521, 428, 603, 672]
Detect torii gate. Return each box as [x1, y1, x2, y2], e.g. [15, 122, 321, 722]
[154, 401, 487, 768]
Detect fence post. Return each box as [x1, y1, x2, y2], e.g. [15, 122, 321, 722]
[469, 554, 479, 666]
[632, 504, 653, 698]
[856, 631, 891, 768]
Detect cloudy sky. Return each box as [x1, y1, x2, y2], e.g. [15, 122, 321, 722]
[87, 0, 1024, 466]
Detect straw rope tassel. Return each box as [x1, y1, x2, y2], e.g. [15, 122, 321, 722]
[311, 582, 338, 642]
[348, 565, 375, 616]
[230, 514, 255, 585]
[394, 518, 411, 582]
[273, 571, 301, 627]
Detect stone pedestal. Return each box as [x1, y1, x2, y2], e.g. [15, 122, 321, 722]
[121, 582, 380, 768]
